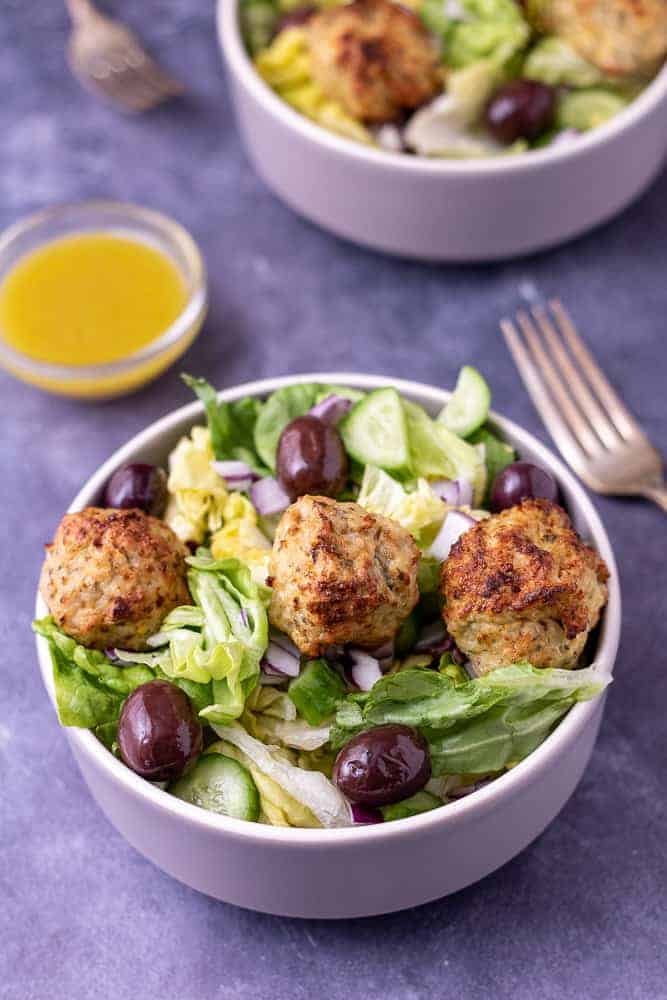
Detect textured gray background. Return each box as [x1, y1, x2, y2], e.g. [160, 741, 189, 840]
[1, 3, 666, 999]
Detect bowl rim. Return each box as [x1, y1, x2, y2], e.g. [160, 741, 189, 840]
[219, 0, 667, 176]
[0, 200, 207, 383]
[34, 372, 621, 846]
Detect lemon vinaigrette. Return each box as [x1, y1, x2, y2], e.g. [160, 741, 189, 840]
[0, 232, 188, 367]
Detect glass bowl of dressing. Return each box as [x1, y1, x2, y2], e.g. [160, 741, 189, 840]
[0, 201, 207, 399]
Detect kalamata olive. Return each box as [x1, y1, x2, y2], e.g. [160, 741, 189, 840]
[118, 680, 203, 782]
[276, 415, 348, 501]
[490, 461, 559, 512]
[103, 462, 168, 517]
[485, 80, 556, 144]
[273, 5, 316, 36]
[333, 724, 431, 806]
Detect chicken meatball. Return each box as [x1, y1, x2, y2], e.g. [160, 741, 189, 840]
[40, 507, 190, 651]
[307, 0, 441, 123]
[525, 0, 667, 77]
[268, 495, 419, 656]
[441, 499, 609, 675]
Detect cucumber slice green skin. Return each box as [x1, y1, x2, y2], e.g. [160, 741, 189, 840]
[170, 751, 260, 821]
[438, 366, 491, 438]
[340, 388, 412, 478]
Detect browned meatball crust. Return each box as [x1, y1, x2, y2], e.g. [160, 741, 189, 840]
[525, 0, 667, 77]
[441, 499, 609, 674]
[268, 495, 419, 656]
[40, 507, 190, 651]
[307, 0, 441, 122]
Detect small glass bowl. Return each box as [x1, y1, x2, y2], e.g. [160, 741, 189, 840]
[0, 201, 207, 399]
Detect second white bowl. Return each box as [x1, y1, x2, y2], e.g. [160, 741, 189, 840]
[219, 1, 667, 261]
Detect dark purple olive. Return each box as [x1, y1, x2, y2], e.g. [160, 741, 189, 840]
[118, 680, 203, 782]
[276, 415, 348, 501]
[485, 80, 556, 144]
[490, 461, 559, 512]
[333, 724, 431, 807]
[273, 5, 316, 36]
[103, 462, 168, 517]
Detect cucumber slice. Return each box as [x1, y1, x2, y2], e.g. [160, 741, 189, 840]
[340, 388, 411, 476]
[170, 752, 260, 821]
[438, 366, 491, 438]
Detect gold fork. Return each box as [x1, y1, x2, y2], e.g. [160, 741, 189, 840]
[65, 0, 184, 113]
[500, 299, 667, 513]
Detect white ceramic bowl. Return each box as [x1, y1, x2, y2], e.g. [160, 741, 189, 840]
[35, 374, 620, 918]
[219, 1, 667, 261]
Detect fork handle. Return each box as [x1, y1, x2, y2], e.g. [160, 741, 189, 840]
[65, 0, 104, 24]
[640, 484, 667, 513]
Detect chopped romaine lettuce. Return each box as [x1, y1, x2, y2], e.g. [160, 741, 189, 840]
[381, 790, 441, 821]
[523, 36, 603, 87]
[422, 0, 531, 71]
[357, 465, 446, 543]
[467, 425, 516, 502]
[244, 685, 332, 751]
[182, 375, 267, 476]
[403, 400, 487, 503]
[115, 555, 270, 724]
[331, 663, 610, 775]
[253, 383, 323, 471]
[288, 659, 346, 726]
[557, 89, 630, 131]
[164, 425, 228, 543]
[212, 725, 352, 827]
[210, 492, 272, 585]
[32, 617, 212, 736]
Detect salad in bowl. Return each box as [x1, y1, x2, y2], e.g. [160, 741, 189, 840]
[241, 0, 667, 158]
[35, 369, 611, 830]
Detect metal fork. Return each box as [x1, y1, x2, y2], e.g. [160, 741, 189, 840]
[65, 0, 184, 113]
[500, 299, 667, 513]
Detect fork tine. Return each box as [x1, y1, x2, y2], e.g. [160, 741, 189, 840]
[549, 300, 642, 441]
[500, 318, 590, 477]
[530, 304, 621, 451]
[515, 310, 603, 457]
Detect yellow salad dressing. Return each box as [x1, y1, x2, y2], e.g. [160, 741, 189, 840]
[0, 233, 187, 367]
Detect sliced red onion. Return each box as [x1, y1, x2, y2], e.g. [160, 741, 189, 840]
[348, 649, 383, 692]
[374, 124, 404, 153]
[251, 476, 291, 516]
[211, 460, 257, 491]
[414, 621, 447, 653]
[261, 640, 301, 678]
[308, 394, 353, 426]
[456, 478, 473, 507]
[105, 647, 121, 662]
[430, 479, 460, 505]
[550, 128, 581, 149]
[269, 628, 301, 660]
[428, 510, 476, 562]
[367, 639, 394, 672]
[351, 803, 383, 824]
[430, 477, 473, 507]
[258, 671, 287, 686]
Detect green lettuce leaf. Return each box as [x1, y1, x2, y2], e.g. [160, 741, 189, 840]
[523, 36, 603, 87]
[403, 400, 487, 503]
[182, 374, 267, 475]
[34, 617, 214, 735]
[331, 664, 610, 774]
[253, 383, 323, 471]
[467, 425, 516, 502]
[422, 0, 531, 71]
[116, 554, 270, 724]
[356, 465, 446, 543]
[212, 724, 352, 827]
